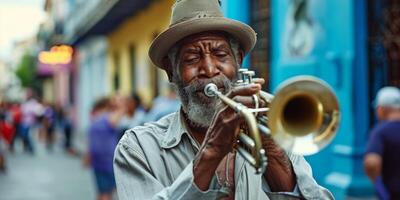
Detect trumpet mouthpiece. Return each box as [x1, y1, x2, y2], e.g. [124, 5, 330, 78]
[204, 83, 218, 97]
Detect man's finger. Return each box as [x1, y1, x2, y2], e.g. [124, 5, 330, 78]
[232, 95, 265, 109]
[251, 78, 265, 85]
[227, 83, 261, 98]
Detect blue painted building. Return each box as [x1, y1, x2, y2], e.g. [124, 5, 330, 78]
[271, 0, 373, 198]
[221, 0, 400, 199]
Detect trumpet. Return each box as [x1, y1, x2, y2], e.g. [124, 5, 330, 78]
[204, 69, 340, 174]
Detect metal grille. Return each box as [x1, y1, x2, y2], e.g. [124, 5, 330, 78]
[368, 0, 400, 87]
[250, 0, 270, 90]
[368, 0, 400, 126]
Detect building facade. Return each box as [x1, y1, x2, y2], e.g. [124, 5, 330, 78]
[46, 1, 400, 198]
[75, 37, 109, 133]
[37, 0, 74, 107]
[106, 0, 174, 107]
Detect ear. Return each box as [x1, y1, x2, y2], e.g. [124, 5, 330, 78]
[376, 106, 387, 121]
[237, 49, 245, 67]
[162, 57, 174, 82]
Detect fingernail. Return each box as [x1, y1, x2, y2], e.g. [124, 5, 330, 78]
[250, 83, 261, 89]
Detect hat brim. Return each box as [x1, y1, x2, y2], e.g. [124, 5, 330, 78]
[149, 17, 257, 69]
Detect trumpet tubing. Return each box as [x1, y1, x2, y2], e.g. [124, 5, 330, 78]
[204, 69, 340, 174]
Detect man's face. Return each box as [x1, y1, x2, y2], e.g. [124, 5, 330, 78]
[170, 32, 241, 127]
[377, 106, 400, 121]
[126, 97, 137, 113]
[176, 33, 237, 86]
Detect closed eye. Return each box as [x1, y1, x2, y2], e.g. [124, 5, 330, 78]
[215, 52, 228, 57]
[183, 56, 200, 63]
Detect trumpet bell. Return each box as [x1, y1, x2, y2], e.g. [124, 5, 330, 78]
[267, 76, 340, 156]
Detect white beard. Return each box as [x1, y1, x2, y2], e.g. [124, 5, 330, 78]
[183, 93, 220, 128]
[172, 74, 232, 128]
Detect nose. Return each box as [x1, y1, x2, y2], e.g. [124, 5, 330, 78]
[199, 55, 220, 78]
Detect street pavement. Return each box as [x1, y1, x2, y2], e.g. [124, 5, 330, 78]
[0, 134, 96, 200]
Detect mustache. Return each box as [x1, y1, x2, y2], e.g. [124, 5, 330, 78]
[183, 75, 232, 94]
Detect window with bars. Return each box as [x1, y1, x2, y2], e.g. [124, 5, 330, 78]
[368, 0, 400, 88]
[250, 0, 271, 90]
[368, 0, 400, 125]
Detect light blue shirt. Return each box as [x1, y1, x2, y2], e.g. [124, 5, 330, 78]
[114, 111, 334, 199]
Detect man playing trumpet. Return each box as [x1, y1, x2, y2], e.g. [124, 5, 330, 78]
[114, 0, 333, 199]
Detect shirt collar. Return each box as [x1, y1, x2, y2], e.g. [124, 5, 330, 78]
[160, 109, 198, 149]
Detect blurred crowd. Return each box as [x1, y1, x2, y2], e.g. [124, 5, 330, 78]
[0, 87, 180, 199]
[0, 93, 75, 170]
[83, 89, 180, 200]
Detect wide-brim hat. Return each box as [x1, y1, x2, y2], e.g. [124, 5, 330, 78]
[149, 0, 257, 70]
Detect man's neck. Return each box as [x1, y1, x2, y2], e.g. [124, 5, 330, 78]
[182, 111, 208, 145]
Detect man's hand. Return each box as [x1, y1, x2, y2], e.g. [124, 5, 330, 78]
[193, 81, 263, 191]
[364, 153, 382, 182]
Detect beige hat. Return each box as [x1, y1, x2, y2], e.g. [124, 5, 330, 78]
[149, 0, 257, 69]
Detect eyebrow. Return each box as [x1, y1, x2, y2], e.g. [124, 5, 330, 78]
[182, 48, 200, 54]
[211, 44, 230, 51]
[182, 42, 230, 54]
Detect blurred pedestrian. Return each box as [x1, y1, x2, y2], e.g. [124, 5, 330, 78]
[20, 94, 42, 154]
[118, 93, 145, 139]
[9, 102, 22, 152]
[141, 85, 180, 123]
[39, 102, 56, 151]
[0, 102, 9, 173]
[85, 96, 125, 200]
[0, 102, 14, 146]
[364, 86, 400, 199]
[56, 105, 75, 154]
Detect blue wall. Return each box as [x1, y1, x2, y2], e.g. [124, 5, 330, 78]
[271, 0, 374, 198]
[221, 0, 251, 68]
[223, 0, 375, 198]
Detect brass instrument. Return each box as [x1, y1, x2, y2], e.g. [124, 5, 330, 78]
[204, 69, 340, 174]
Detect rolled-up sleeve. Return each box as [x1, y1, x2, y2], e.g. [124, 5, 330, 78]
[113, 140, 226, 200]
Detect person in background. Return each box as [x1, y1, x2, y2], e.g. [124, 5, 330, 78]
[9, 102, 22, 153]
[56, 105, 75, 154]
[117, 93, 146, 140]
[85, 96, 126, 200]
[40, 102, 56, 151]
[0, 102, 15, 147]
[141, 84, 180, 123]
[0, 101, 8, 172]
[364, 86, 400, 199]
[20, 93, 42, 154]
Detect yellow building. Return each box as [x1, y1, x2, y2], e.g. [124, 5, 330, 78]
[107, 0, 174, 107]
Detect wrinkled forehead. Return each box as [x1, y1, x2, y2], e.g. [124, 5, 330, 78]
[177, 31, 231, 50]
